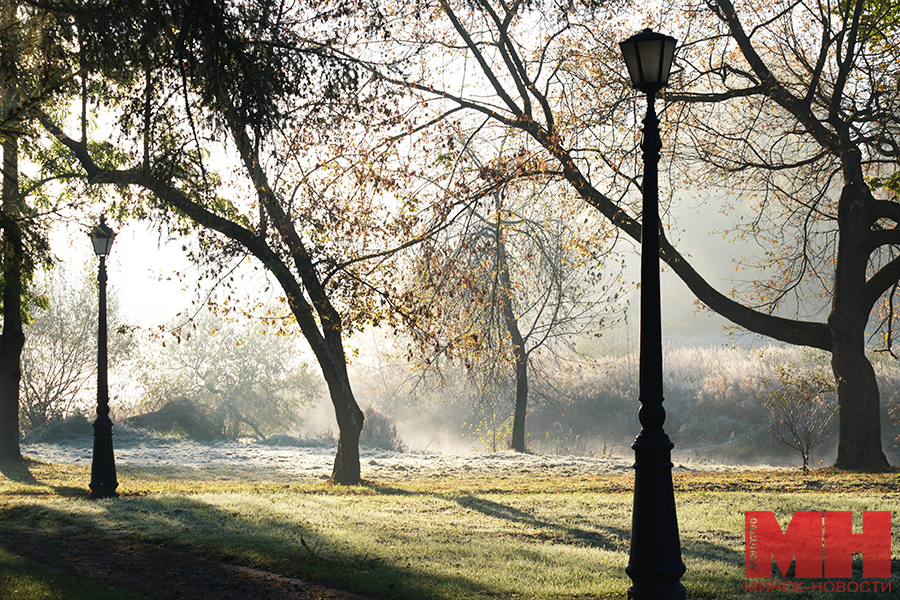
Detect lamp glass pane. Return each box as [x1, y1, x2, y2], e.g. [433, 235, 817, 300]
[90, 226, 115, 257]
[620, 40, 642, 86]
[620, 29, 677, 91]
[659, 37, 676, 84]
[638, 40, 664, 85]
[91, 236, 109, 256]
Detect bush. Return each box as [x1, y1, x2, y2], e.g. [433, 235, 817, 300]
[360, 407, 404, 452]
[21, 414, 93, 443]
[124, 398, 225, 441]
[760, 365, 837, 474]
[132, 309, 321, 441]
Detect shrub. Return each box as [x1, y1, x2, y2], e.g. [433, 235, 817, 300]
[760, 365, 837, 474]
[132, 309, 322, 441]
[124, 398, 225, 441]
[21, 413, 93, 443]
[360, 407, 404, 452]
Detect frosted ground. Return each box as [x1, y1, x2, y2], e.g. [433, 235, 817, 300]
[22, 433, 775, 482]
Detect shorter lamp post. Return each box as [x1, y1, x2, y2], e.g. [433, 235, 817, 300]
[89, 216, 118, 498]
[619, 29, 686, 599]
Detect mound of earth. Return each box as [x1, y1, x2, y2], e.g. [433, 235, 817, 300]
[125, 399, 225, 441]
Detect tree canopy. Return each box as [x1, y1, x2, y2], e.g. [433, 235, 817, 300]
[38, 0, 472, 483]
[334, 0, 899, 469]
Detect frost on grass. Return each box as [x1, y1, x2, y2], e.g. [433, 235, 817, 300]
[22, 433, 774, 483]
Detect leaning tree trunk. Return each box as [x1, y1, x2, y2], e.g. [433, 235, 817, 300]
[318, 329, 365, 485]
[0, 137, 24, 461]
[286, 292, 364, 484]
[281, 294, 364, 484]
[829, 180, 890, 471]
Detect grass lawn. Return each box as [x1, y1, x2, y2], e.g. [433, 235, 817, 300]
[0, 457, 898, 599]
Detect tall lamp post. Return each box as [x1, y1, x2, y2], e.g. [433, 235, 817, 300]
[89, 216, 118, 498]
[619, 29, 686, 599]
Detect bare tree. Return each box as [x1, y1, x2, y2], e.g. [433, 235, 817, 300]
[20, 267, 131, 430]
[761, 365, 838, 474]
[411, 174, 619, 451]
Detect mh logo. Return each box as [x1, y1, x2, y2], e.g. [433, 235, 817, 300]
[745, 511, 892, 579]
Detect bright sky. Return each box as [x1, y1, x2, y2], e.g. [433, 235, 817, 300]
[53, 219, 206, 327]
[48, 197, 743, 342]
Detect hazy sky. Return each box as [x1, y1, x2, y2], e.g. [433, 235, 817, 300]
[54, 219, 216, 327]
[49, 199, 753, 347]
[50, 186, 761, 349]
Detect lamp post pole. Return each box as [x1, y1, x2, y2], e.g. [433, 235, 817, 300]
[619, 29, 686, 599]
[89, 216, 118, 498]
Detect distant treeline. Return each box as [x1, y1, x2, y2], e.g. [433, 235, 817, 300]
[353, 344, 900, 467]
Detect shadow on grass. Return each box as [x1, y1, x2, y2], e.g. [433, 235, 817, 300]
[4, 495, 536, 600]
[454, 493, 630, 552]
[14, 476, 848, 599]
[0, 458, 86, 498]
[0, 458, 41, 485]
[450, 491, 747, 575]
[0, 545, 148, 600]
[366, 481, 743, 572]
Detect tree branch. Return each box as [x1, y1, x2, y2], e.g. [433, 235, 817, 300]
[866, 254, 900, 310]
[39, 115, 335, 364]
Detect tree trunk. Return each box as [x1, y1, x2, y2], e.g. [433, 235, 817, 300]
[325, 357, 364, 484]
[495, 217, 529, 453]
[283, 289, 364, 483]
[331, 392, 364, 484]
[0, 313, 23, 461]
[0, 136, 24, 461]
[317, 329, 364, 485]
[829, 181, 889, 471]
[830, 347, 885, 470]
[510, 350, 528, 452]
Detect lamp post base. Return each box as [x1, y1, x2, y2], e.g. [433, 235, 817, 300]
[626, 424, 685, 599]
[89, 415, 118, 499]
[627, 581, 687, 600]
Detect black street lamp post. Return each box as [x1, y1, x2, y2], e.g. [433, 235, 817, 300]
[619, 29, 686, 599]
[89, 216, 118, 498]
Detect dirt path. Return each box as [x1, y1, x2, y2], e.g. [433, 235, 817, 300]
[0, 529, 378, 600]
